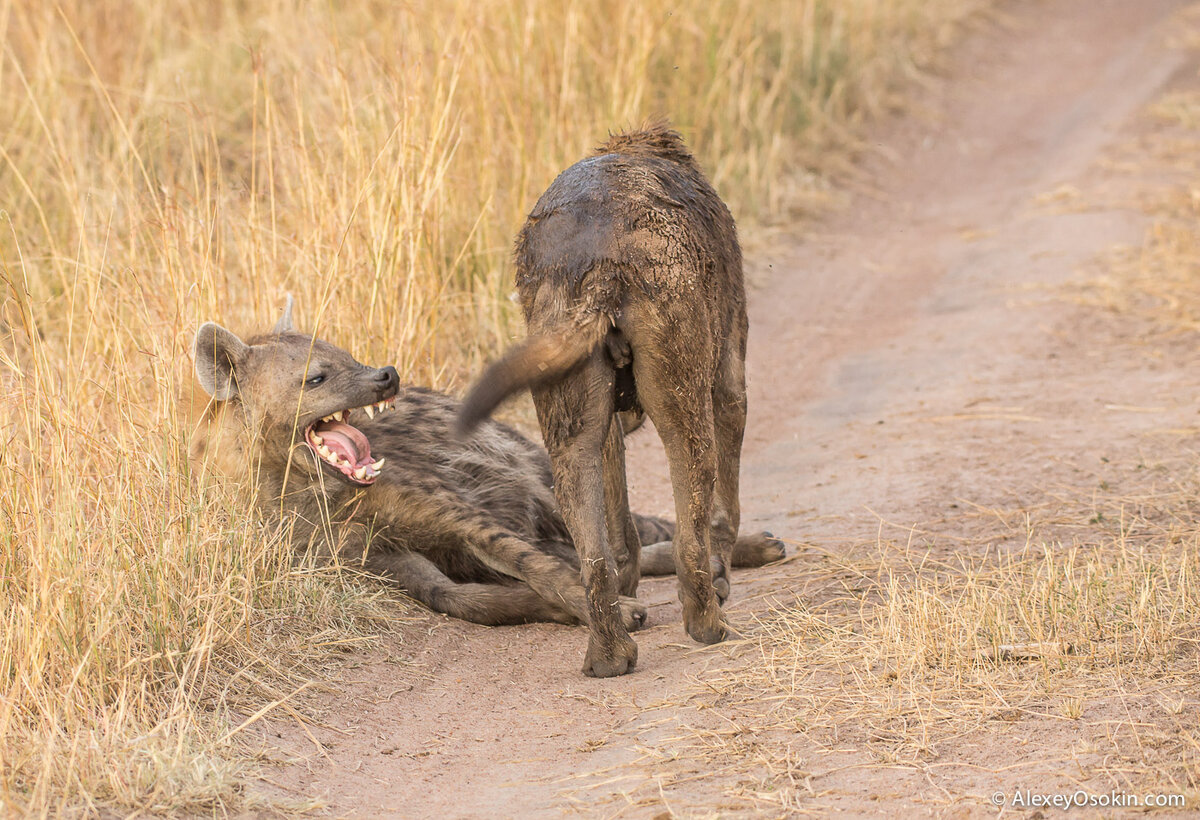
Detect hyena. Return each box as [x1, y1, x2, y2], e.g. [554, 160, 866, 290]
[190, 301, 781, 641]
[457, 124, 750, 677]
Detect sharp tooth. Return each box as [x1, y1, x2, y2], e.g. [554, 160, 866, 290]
[317, 444, 333, 457]
[322, 415, 333, 423]
[333, 410, 344, 422]
[372, 458, 385, 471]
[311, 433, 324, 445]
[376, 400, 388, 413]
[354, 466, 367, 480]
[364, 404, 375, 420]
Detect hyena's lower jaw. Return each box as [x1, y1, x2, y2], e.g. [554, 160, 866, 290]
[304, 398, 396, 485]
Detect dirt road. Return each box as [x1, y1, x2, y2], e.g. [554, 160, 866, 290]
[263, 0, 1200, 814]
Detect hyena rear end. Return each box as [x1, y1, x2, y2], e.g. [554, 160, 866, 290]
[458, 124, 750, 676]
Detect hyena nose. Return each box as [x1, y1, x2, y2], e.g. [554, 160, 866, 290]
[374, 366, 399, 392]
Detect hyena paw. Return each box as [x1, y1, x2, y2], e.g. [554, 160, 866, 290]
[732, 531, 786, 568]
[618, 596, 648, 631]
[683, 601, 727, 645]
[583, 632, 638, 678]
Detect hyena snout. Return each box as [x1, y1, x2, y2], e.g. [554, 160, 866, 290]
[372, 365, 399, 395]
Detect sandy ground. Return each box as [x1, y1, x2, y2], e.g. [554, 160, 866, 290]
[256, 0, 1200, 815]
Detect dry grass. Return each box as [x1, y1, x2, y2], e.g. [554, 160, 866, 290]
[1075, 78, 1200, 331]
[724, 479, 1200, 810]
[559, 460, 1200, 814]
[0, 0, 989, 813]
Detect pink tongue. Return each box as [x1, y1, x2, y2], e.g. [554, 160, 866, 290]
[318, 421, 372, 467]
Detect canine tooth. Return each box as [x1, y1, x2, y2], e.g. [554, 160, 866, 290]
[364, 404, 375, 420]
[333, 410, 344, 422]
[372, 458, 385, 471]
[354, 466, 367, 480]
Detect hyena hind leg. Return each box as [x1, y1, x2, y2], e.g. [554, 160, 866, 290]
[640, 531, 785, 577]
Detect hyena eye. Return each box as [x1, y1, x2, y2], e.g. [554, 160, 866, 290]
[305, 374, 326, 387]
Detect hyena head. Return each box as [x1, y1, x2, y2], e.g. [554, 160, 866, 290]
[191, 299, 399, 489]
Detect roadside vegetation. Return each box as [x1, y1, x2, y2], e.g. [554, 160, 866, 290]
[558, 54, 1200, 808]
[696, 475, 1200, 812]
[0, 0, 987, 812]
[1079, 86, 1200, 331]
[676, 31, 1200, 814]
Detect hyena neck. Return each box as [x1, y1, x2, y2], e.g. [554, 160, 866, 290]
[192, 401, 298, 497]
[190, 401, 253, 482]
[261, 465, 355, 512]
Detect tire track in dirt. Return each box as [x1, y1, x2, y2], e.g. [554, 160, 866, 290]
[260, 0, 1197, 815]
[730, 0, 1191, 541]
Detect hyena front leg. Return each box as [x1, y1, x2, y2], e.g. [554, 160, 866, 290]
[626, 514, 787, 576]
[365, 549, 578, 626]
[461, 525, 648, 634]
[365, 485, 644, 630]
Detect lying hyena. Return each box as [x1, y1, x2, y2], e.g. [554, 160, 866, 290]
[457, 124, 749, 676]
[190, 302, 782, 637]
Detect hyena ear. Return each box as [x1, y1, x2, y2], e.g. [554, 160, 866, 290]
[193, 322, 250, 401]
[272, 293, 295, 334]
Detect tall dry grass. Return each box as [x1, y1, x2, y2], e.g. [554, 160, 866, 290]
[1076, 85, 1200, 330]
[0, 0, 984, 812]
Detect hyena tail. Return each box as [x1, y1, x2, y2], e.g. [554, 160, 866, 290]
[455, 315, 610, 436]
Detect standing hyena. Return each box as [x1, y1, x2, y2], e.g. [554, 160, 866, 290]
[456, 124, 750, 677]
[191, 301, 780, 641]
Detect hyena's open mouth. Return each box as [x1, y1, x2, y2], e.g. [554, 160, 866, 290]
[305, 398, 396, 485]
